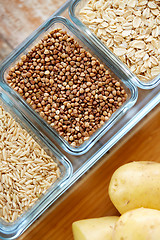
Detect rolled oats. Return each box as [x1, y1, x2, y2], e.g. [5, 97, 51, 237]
[130, 40, 146, 49]
[133, 17, 141, 28]
[80, 0, 160, 82]
[113, 48, 127, 56]
[148, 1, 158, 8]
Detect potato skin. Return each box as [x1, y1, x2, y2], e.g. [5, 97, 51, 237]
[72, 216, 119, 240]
[109, 161, 160, 214]
[113, 208, 160, 240]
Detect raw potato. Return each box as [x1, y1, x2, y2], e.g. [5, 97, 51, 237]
[113, 208, 160, 240]
[109, 161, 160, 214]
[72, 216, 119, 240]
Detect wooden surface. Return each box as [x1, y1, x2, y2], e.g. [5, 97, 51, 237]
[0, 0, 67, 62]
[19, 106, 160, 240]
[0, 1, 160, 240]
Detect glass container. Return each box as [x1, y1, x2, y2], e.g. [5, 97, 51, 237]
[0, 16, 138, 155]
[0, 88, 72, 239]
[69, 0, 160, 89]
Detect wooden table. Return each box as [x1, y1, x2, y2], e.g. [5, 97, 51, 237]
[17, 107, 159, 240]
[0, 1, 160, 240]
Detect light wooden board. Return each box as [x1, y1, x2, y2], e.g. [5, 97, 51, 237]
[19, 106, 160, 240]
[0, 0, 66, 61]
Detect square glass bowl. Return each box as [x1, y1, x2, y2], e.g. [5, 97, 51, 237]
[0, 88, 72, 239]
[69, 0, 160, 89]
[0, 16, 138, 155]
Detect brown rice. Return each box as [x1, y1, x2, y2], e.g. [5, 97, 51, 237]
[0, 105, 60, 223]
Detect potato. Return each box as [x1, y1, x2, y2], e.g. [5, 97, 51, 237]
[72, 216, 119, 240]
[113, 208, 160, 240]
[109, 161, 160, 214]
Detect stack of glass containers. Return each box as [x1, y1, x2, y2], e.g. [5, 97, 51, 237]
[0, 0, 159, 238]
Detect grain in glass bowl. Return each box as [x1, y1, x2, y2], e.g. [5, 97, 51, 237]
[6, 28, 127, 147]
[0, 105, 60, 223]
[79, 0, 160, 82]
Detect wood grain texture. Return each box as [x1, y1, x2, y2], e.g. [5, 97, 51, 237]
[0, 35, 12, 61]
[19, 106, 160, 240]
[0, 0, 66, 61]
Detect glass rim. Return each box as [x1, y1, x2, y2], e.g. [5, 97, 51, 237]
[0, 16, 138, 155]
[0, 88, 73, 238]
[69, 0, 160, 90]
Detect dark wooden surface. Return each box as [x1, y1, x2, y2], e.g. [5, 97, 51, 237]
[0, 1, 160, 240]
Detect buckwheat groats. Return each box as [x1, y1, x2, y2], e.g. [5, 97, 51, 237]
[80, 0, 160, 82]
[0, 105, 60, 222]
[6, 29, 127, 147]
